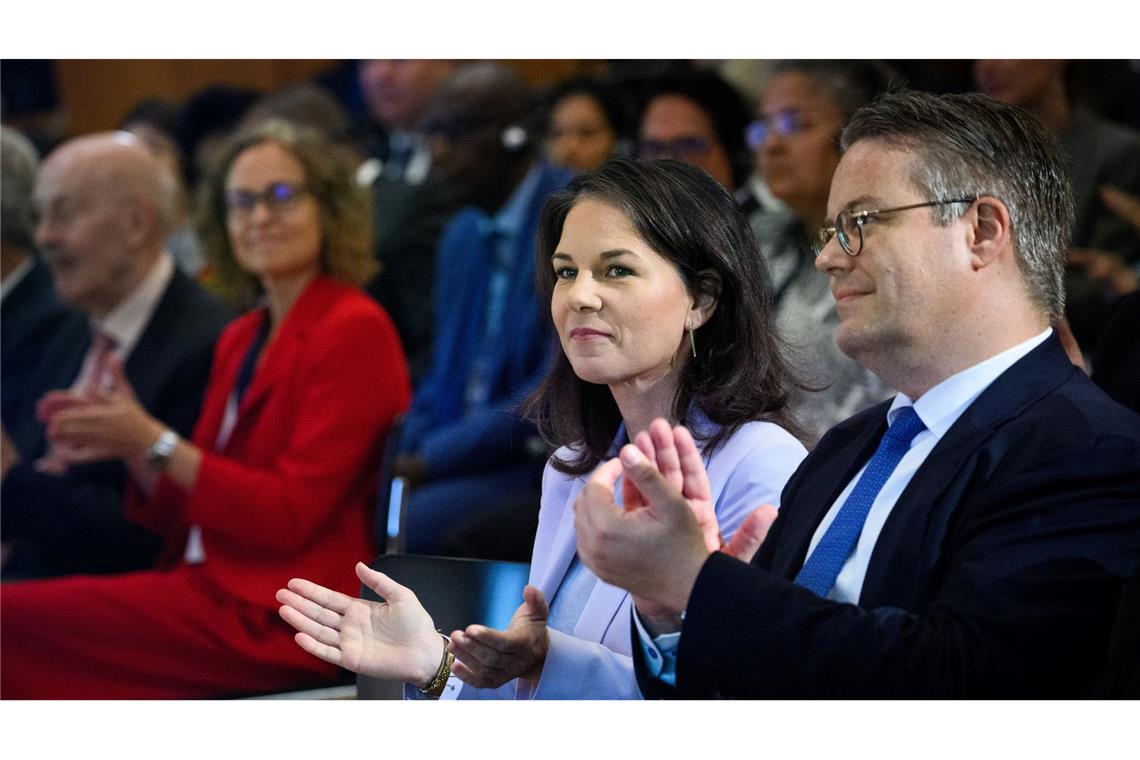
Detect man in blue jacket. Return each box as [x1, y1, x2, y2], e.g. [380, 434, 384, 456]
[393, 63, 571, 557]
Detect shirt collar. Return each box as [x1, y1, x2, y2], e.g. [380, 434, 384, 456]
[93, 253, 175, 358]
[0, 256, 35, 303]
[888, 328, 1053, 438]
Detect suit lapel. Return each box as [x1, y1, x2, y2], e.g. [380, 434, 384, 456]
[860, 335, 1076, 607]
[533, 478, 583, 601]
[572, 579, 628, 644]
[767, 417, 886, 579]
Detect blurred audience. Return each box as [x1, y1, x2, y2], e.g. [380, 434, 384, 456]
[541, 77, 632, 173]
[393, 62, 572, 558]
[974, 59, 1140, 353]
[0, 120, 410, 698]
[355, 60, 465, 381]
[2, 127, 82, 454]
[119, 97, 206, 276]
[1089, 187, 1140, 413]
[636, 69, 752, 195]
[747, 60, 896, 442]
[1, 131, 232, 580]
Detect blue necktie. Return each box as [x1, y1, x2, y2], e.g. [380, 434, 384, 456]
[794, 406, 926, 598]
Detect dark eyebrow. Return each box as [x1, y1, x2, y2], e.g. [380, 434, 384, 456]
[552, 249, 640, 262]
[600, 249, 639, 260]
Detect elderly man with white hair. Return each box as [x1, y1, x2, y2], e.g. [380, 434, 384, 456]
[1, 131, 232, 580]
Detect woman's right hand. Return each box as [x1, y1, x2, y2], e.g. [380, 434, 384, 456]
[277, 561, 444, 687]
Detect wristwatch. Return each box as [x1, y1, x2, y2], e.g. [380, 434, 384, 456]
[145, 429, 180, 471]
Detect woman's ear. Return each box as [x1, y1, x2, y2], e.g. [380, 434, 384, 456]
[689, 269, 721, 328]
[968, 196, 1013, 271]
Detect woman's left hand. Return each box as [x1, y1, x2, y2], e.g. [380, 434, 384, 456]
[447, 585, 550, 690]
[45, 356, 164, 464]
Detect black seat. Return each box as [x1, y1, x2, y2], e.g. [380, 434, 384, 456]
[356, 553, 530, 699]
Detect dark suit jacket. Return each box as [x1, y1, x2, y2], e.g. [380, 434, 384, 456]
[1, 267, 234, 577]
[636, 336, 1140, 698]
[1, 257, 85, 455]
[399, 163, 571, 480]
[1093, 291, 1140, 413]
[365, 169, 464, 384]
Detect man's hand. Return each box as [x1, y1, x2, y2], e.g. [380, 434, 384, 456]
[277, 561, 444, 687]
[43, 356, 163, 465]
[447, 585, 550, 690]
[575, 419, 779, 635]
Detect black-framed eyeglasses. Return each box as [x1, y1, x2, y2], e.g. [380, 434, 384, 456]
[225, 182, 309, 218]
[744, 112, 806, 150]
[813, 197, 977, 257]
[638, 136, 711, 161]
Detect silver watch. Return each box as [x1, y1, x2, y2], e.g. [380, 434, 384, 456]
[145, 429, 180, 471]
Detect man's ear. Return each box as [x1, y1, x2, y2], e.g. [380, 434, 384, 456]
[689, 269, 721, 328]
[967, 196, 1012, 271]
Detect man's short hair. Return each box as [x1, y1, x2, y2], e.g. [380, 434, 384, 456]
[842, 90, 1073, 320]
[1, 126, 40, 249]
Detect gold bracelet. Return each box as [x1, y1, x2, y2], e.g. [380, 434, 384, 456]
[417, 634, 454, 699]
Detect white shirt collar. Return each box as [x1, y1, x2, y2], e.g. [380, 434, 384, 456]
[93, 252, 175, 358]
[0, 256, 35, 303]
[889, 328, 1053, 439]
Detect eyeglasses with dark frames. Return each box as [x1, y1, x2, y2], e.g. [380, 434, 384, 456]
[225, 182, 310, 218]
[813, 197, 977, 257]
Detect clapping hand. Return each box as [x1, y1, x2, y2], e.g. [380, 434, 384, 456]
[575, 418, 778, 633]
[277, 562, 444, 688]
[41, 355, 163, 466]
[446, 585, 550, 690]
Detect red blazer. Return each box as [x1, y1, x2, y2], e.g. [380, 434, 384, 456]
[128, 276, 410, 607]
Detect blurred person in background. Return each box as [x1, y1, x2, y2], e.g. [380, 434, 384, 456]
[355, 60, 464, 381]
[0, 120, 410, 698]
[746, 60, 896, 442]
[120, 97, 206, 277]
[636, 69, 752, 196]
[1, 131, 231, 580]
[392, 63, 572, 559]
[974, 59, 1140, 356]
[541, 76, 632, 173]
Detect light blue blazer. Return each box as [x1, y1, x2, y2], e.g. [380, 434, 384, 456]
[454, 418, 807, 699]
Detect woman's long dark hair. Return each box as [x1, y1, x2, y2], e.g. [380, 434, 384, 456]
[525, 158, 805, 476]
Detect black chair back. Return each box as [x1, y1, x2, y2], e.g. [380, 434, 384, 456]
[356, 553, 530, 699]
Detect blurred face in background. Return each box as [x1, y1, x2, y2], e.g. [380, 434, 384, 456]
[225, 141, 322, 285]
[358, 60, 457, 131]
[639, 94, 734, 190]
[973, 59, 1066, 111]
[752, 71, 846, 226]
[546, 93, 617, 173]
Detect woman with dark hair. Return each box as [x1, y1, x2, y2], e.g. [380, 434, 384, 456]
[278, 158, 806, 699]
[542, 77, 632, 173]
[636, 69, 753, 193]
[0, 120, 410, 697]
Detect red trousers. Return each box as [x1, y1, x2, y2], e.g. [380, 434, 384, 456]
[0, 565, 339, 699]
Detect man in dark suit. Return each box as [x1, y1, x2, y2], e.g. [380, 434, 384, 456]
[0, 132, 233, 579]
[573, 91, 1140, 698]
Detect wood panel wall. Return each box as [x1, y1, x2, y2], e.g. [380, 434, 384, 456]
[51, 59, 605, 136]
